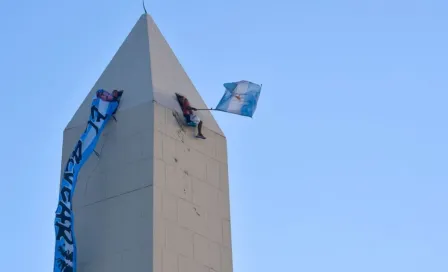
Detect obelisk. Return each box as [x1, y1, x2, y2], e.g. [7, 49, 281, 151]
[58, 14, 233, 272]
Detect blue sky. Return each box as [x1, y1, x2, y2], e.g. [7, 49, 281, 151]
[1, 0, 448, 271]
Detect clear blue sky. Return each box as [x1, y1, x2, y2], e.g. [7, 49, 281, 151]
[1, 0, 448, 271]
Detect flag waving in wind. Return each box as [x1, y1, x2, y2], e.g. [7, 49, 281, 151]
[215, 80, 262, 117]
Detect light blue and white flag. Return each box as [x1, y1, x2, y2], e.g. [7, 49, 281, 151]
[215, 80, 262, 117]
[53, 90, 122, 272]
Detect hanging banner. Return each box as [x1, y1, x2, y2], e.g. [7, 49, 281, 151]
[53, 90, 123, 272]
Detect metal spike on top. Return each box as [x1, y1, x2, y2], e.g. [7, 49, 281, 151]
[143, 0, 148, 14]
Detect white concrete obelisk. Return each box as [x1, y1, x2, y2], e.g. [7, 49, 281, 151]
[60, 14, 233, 272]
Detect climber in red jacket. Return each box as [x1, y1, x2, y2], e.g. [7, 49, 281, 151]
[179, 96, 206, 139]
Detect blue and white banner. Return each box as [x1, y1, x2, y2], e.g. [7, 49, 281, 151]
[215, 80, 262, 117]
[53, 89, 123, 272]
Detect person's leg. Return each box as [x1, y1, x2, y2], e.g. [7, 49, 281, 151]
[189, 114, 205, 139]
[198, 121, 203, 135]
[196, 121, 206, 139]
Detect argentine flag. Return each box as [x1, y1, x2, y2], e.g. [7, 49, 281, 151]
[215, 80, 262, 117]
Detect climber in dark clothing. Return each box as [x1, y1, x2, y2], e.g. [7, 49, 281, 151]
[180, 96, 206, 139]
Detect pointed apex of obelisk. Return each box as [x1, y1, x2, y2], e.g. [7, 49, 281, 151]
[66, 14, 152, 130]
[66, 13, 223, 136]
[145, 13, 224, 135]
